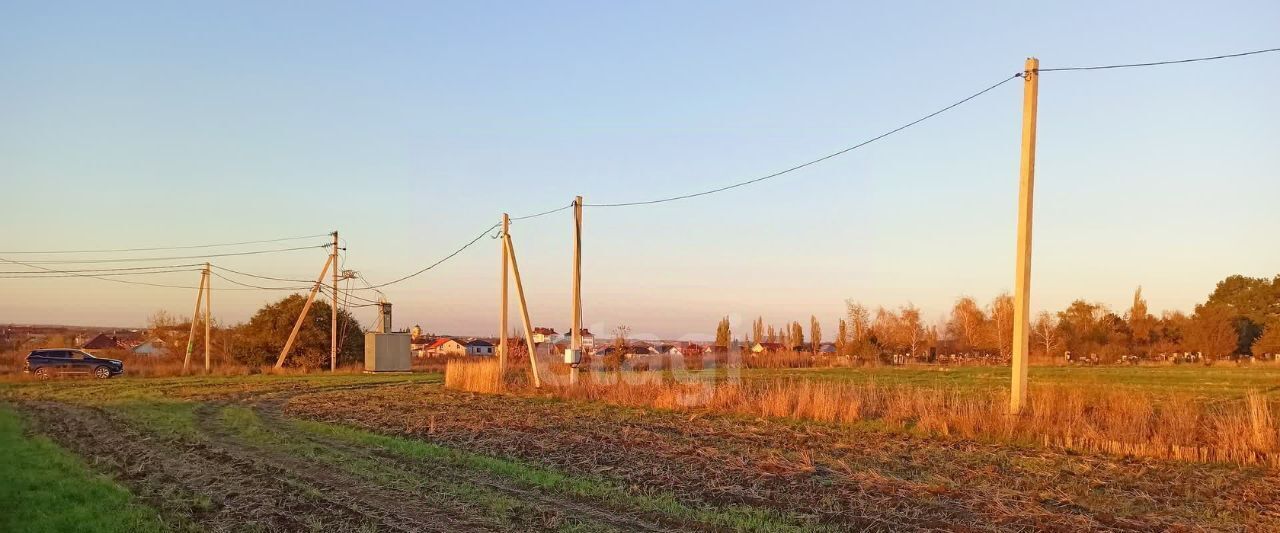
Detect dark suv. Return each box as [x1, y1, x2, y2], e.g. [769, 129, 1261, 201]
[25, 349, 125, 379]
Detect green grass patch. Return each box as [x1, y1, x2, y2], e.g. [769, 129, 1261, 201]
[0, 404, 167, 533]
[287, 417, 822, 532]
[113, 401, 201, 441]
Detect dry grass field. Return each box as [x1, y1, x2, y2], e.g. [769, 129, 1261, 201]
[2, 364, 1278, 531]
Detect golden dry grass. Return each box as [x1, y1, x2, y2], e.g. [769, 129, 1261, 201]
[445, 358, 1280, 467]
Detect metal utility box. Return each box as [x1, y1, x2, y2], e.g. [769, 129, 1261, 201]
[364, 332, 411, 372]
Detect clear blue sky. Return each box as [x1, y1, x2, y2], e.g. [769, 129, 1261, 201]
[2, 1, 1277, 339]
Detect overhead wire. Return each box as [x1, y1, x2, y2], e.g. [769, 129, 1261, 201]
[14, 244, 329, 264]
[0, 268, 202, 279]
[581, 73, 1022, 207]
[209, 264, 315, 284]
[0, 263, 205, 274]
[207, 270, 312, 291]
[0, 233, 331, 254]
[1038, 46, 1280, 72]
[0, 256, 203, 289]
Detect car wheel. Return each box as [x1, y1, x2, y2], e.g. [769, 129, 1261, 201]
[93, 366, 112, 379]
[34, 367, 50, 380]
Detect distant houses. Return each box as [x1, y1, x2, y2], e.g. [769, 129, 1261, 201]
[409, 335, 497, 358]
[81, 331, 143, 351]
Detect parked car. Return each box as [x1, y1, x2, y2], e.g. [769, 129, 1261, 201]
[24, 349, 125, 379]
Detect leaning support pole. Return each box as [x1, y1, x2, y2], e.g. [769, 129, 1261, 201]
[182, 270, 207, 374]
[274, 254, 334, 369]
[1010, 57, 1039, 414]
[503, 225, 542, 388]
[204, 262, 212, 373]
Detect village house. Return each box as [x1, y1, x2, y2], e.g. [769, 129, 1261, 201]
[562, 328, 594, 348]
[424, 337, 466, 357]
[464, 339, 495, 356]
[751, 342, 785, 354]
[131, 339, 170, 357]
[532, 327, 558, 344]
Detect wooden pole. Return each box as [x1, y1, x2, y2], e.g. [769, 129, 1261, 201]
[1010, 57, 1039, 414]
[203, 262, 211, 373]
[570, 196, 583, 386]
[275, 254, 334, 369]
[499, 214, 509, 376]
[182, 270, 206, 374]
[504, 230, 542, 388]
[330, 231, 339, 372]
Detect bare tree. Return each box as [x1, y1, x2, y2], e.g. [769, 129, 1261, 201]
[945, 296, 986, 352]
[1031, 311, 1061, 358]
[988, 293, 1014, 358]
[846, 300, 871, 342]
[898, 304, 925, 356]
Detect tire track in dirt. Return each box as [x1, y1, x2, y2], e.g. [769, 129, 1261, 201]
[190, 402, 523, 532]
[247, 405, 679, 533]
[17, 401, 377, 533]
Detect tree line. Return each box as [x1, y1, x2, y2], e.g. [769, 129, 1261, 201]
[716, 274, 1280, 363]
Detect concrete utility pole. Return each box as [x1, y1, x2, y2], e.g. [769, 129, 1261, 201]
[331, 231, 339, 372]
[503, 221, 542, 388]
[275, 254, 334, 369]
[498, 214, 510, 377]
[569, 196, 583, 386]
[182, 268, 207, 374]
[1010, 57, 1039, 414]
[204, 262, 211, 373]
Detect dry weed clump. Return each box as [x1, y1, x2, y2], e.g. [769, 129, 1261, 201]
[444, 358, 504, 393]
[444, 359, 1280, 467]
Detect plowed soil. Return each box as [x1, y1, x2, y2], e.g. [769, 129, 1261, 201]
[6, 375, 1279, 532]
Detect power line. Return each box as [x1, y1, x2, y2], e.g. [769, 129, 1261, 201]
[1039, 46, 1280, 72]
[511, 202, 575, 221]
[582, 73, 1021, 207]
[0, 233, 331, 254]
[209, 264, 315, 284]
[0, 256, 205, 289]
[319, 283, 382, 304]
[360, 224, 499, 289]
[0, 263, 205, 274]
[0, 257, 309, 291]
[15, 244, 328, 264]
[0, 268, 202, 279]
[207, 270, 311, 291]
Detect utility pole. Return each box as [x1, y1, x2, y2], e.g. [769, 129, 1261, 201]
[499, 214, 509, 378]
[503, 219, 542, 388]
[204, 262, 211, 373]
[1010, 57, 1039, 414]
[569, 196, 583, 386]
[331, 231, 339, 372]
[182, 268, 207, 374]
[275, 254, 334, 369]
